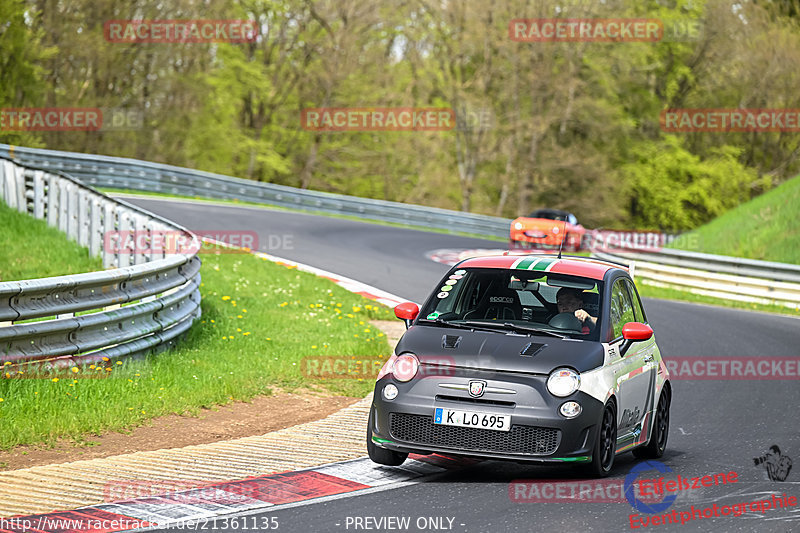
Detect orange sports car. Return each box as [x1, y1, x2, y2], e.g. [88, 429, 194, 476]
[510, 209, 585, 251]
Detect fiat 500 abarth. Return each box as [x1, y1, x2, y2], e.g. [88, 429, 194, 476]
[367, 254, 671, 476]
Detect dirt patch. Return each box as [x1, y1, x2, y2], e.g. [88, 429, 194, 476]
[0, 390, 358, 471]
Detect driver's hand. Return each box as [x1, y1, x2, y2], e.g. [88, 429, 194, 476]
[574, 309, 589, 323]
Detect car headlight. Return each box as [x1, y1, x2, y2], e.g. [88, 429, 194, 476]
[547, 368, 581, 397]
[392, 354, 419, 382]
[514, 222, 523, 230]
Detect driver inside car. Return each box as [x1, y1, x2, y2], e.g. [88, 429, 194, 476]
[556, 287, 597, 334]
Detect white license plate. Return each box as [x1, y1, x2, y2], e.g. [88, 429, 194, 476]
[434, 408, 511, 432]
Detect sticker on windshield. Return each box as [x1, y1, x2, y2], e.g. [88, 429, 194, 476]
[440, 285, 453, 292]
[449, 274, 463, 280]
[437, 291, 449, 299]
[427, 311, 441, 320]
[454, 269, 466, 275]
[445, 279, 458, 286]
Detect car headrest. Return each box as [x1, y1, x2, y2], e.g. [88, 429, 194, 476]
[581, 292, 599, 315]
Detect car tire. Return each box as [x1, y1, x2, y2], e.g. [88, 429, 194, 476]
[366, 410, 408, 466]
[588, 401, 617, 477]
[633, 389, 670, 459]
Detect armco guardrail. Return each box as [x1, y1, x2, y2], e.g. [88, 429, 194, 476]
[592, 249, 800, 310]
[0, 156, 202, 370]
[0, 144, 512, 238]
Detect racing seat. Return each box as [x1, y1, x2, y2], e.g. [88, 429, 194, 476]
[581, 292, 599, 334]
[463, 281, 523, 321]
[581, 292, 599, 317]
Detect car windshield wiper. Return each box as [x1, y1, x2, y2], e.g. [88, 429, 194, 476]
[419, 318, 504, 334]
[461, 321, 568, 339]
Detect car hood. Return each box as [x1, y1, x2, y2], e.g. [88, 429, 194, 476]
[396, 324, 604, 374]
[513, 217, 567, 231]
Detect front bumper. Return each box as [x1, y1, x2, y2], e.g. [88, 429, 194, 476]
[369, 368, 604, 463]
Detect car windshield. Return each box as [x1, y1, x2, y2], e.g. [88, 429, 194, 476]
[419, 268, 603, 341]
[528, 209, 568, 221]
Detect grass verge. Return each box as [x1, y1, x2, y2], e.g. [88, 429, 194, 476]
[0, 202, 102, 281]
[0, 251, 395, 449]
[670, 173, 800, 264]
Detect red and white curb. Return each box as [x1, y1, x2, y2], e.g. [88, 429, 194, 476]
[1, 455, 477, 532]
[253, 251, 408, 308]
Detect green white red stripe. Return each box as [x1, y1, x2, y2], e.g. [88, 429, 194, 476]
[510, 256, 560, 272]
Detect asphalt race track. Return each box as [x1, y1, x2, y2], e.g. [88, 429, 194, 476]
[125, 197, 800, 533]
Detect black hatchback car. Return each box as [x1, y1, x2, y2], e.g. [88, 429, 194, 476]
[367, 253, 671, 477]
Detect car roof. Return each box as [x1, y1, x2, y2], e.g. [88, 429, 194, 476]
[455, 253, 626, 281]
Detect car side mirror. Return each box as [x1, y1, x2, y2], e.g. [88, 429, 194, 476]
[619, 322, 653, 356]
[394, 302, 420, 329]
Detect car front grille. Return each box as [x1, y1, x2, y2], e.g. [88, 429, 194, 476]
[389, 413, 560, 456]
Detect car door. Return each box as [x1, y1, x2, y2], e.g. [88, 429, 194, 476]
[609, 278, 655, 437]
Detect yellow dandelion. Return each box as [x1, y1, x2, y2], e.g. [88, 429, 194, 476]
[0, 398, 3, 402]
[237, 315, 243, 319]
[210, 319, 215, 323]
[243, 332, 251, 336]
[353, 306, 362, 313]
[3, 362, 10, 366]
[116, 361, 123, 365]
[243, 309, 248, 313]
[237, 328, 242, 332]
[4, 372, 9, 378]
[102, 357, 110, 362]
[222, 296, 231, 301]
[312, 345, 318, 349]
[228, 335, 234, 339]
[71, 367, 79, 373]
[51, 377, 59, 383]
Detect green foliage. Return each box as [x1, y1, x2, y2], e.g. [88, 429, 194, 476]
[623, 137, 760, 230]
[6, 0, 800, 231]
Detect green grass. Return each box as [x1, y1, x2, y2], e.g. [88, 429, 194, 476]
[637, 282, 800, 316]
[0, 202, 103, 281]
[0, 251, 395, 449]
[99, 188, 508, 243]
[670, 173, 800, 264]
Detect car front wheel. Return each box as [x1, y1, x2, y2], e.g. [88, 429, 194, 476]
[633, 389, 670, 459]
[366, 410, 408, 466]
[588, 401, 617, 477]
